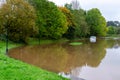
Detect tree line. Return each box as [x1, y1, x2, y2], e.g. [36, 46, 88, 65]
[107, 21, 120, 34]
[0, 0, 107, 43]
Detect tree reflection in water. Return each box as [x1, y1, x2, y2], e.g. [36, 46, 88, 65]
[8, 39, 120, 79]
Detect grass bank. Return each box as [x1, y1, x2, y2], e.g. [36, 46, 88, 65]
[106, 34, 120, 38]
[0, 40, 68, 80]
[0, 41, 22, 54]
[28, 38, 69, 45]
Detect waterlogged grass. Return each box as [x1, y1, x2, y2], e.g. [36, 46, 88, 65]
[69, 42, 83, 46]
[0, 40, 68, 80]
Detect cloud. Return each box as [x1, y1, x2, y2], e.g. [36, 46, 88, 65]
[80, 0, 120, 21]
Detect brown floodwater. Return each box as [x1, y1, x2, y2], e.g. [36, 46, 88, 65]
[8, 38, 120, 80]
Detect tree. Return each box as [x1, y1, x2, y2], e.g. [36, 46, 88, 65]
[58, 7, 75, 39]
[116, 27, 120, 34]
[72, 9, 90, 38]
[65, 3, 90, 38]
[0, 0, 37, 43]
[86, 8, 107, 36]
[28, 0, 68, 39]
[107, 26, 117, 34]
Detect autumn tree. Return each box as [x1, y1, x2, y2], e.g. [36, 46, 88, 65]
[86, 8, 107, 36]
[59, 7, 75, 39]
[0, 0, 37, 43]
[28, 0, 68, 39]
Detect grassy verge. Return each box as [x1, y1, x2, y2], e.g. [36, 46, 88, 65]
[106, 34, 120, 38]
[0, 40, 68, 80]
[0, 41, 22, 54]
[28, 38, 69, 45]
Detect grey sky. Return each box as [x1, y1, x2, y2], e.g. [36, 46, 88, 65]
[48, 0, 120, 21]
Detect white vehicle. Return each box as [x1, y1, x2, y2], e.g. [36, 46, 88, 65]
[90, 36, 96, 43]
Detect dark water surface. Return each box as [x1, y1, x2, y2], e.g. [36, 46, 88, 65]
[8, 39, 120, 80]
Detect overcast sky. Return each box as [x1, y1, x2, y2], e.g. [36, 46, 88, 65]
[48, 0, 120, 21]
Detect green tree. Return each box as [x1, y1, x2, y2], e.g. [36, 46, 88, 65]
[58, 7, 75, 39]
[0, 0, 37, 43]
[86, 8, 107, 36]
[107, 26, 117, 34]
[116, 27, 120, 34]
[72, 9, 90, 38]
[28, 0, 68, 39]
[65, 3, 90, 38]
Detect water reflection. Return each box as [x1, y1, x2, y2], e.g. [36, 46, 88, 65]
[8, 39, 120, 80]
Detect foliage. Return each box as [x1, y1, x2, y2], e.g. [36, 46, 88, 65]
[86, 8, 107, 36]
[0, 0, 37, 43]
[28, 0, 68, 39]
[72, 9, 90, 38]
[107, 21, 120, 34]
[107, 26, 118, 34]
[59, 7, 75, 39]
[116, 27, 120, 34]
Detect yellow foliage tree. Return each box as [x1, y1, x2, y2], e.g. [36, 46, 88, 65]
[0, 0, 37, 43]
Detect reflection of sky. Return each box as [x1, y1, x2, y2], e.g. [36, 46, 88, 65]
[107, 47, 120, 54]
[76, 48, 120, 80]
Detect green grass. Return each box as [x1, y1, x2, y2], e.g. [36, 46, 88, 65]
[0, 41, 22, 54]
[106, 34, 120, 37]
[0, 54, 68, 80]
[69, 42, 83, 46]
[0, 40, 68, 80]
[28, 38, 69, 45]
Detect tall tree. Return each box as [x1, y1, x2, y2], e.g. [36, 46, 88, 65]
[65, 3, 90, 38]
[0, 0, 37, 43]
[28, 0, 68, 39]
[58, 7, 75, 39]
[86, 8, 107, 36]
[72, 9, 90, 38]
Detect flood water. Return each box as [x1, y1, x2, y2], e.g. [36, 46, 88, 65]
[8, 38, 120, 80]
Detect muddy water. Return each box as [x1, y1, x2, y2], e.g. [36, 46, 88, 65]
[8, 39, 120, 80]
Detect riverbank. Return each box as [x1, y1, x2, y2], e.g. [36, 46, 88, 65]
[0, 40, 68, 80]
[106, 34, 120, 38]
[28, 38, 69, 45]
